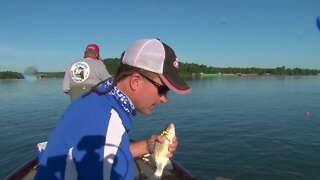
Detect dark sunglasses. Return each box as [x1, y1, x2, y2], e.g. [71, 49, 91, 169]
[139, 73, 170, 95]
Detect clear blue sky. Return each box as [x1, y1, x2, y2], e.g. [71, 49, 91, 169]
[1, 0, 319, 72]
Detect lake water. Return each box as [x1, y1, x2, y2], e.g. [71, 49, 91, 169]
[1, 76, 320, 180]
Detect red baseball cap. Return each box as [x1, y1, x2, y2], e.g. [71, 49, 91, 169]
[86, 44, 100, 52]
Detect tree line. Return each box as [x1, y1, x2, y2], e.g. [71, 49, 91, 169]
[1, 59, 319, 79]
[0, 71, 24, 79]
[104, 59, 320, 76]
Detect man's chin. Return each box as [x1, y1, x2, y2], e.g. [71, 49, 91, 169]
[137, 106, 155, 115]
[140, 109, 153, 115]
[144, 111, 153, 115]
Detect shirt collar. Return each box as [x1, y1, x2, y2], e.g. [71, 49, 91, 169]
[99, 78, 137, 118]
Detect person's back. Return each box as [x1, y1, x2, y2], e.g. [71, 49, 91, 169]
[62, 44, 111, 100]
[35, 83, 135, 179]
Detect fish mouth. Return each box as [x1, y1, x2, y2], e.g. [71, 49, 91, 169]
[160, 123, 175, 142]
[166, 123, 175, 131]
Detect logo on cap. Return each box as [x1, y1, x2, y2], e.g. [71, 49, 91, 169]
[86, 44, 99, 52]
[173, 58, 179, 69]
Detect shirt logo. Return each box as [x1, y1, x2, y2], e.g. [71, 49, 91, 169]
[70, 62, 90, 83]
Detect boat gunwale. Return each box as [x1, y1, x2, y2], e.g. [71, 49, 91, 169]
[6, 156, 196, 180]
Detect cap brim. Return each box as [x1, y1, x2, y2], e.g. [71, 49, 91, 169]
[159, 74, 191, 94]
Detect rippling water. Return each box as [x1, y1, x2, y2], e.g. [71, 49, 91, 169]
[1, 76, 320, 180]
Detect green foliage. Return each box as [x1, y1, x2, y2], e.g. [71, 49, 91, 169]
[0, 71, 23, 79]
[1, 61, 320, 79]
[101, 59, 320, 77]
[179, 63, 320, 76]
[103, 58, 121, 75]
[39, 72, 65, 78]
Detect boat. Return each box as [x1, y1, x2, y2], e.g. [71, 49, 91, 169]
[200, 73, 221, 78]
[5, 143, 196, 180]
[6, 156, 195, 180]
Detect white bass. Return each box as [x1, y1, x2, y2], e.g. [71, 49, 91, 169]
[153, 123, 175, 178]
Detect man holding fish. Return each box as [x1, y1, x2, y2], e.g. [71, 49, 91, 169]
[35, 38, 191, 180]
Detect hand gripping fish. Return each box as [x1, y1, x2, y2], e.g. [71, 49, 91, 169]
[152, 123, 175, 179]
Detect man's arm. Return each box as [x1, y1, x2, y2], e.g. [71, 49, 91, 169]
[130, 140, 149, 157]
[62, 66, 71, 93]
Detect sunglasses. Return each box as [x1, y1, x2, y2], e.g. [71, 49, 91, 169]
[139, 73, 170, 95]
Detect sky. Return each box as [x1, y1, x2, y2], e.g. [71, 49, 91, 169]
[0, 0, 319, 72]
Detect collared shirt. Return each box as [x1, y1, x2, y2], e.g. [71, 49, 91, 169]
[35, 79, 137, 180]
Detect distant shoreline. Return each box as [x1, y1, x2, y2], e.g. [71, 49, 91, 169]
[0, 71, 65, 79]
[1, 70, 319, 80]
[1, 59, 320, 79]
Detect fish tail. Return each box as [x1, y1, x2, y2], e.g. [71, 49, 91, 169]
[146, 174, 161, 180]
[154, 169, 163, 177]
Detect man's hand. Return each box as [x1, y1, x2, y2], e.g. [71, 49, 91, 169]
[147, 134, 178, 158]
[168, 136, 178, 158]
[130, 135, 178, 158]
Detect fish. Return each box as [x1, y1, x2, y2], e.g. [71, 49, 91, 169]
[152, 123, 175, 179]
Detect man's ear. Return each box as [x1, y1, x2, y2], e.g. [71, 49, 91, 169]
[129, 73, 142, 91]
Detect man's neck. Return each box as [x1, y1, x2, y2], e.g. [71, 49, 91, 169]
[84, 54, 97, 59]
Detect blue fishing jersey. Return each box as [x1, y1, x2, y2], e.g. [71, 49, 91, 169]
[35, 78, 137, 180]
